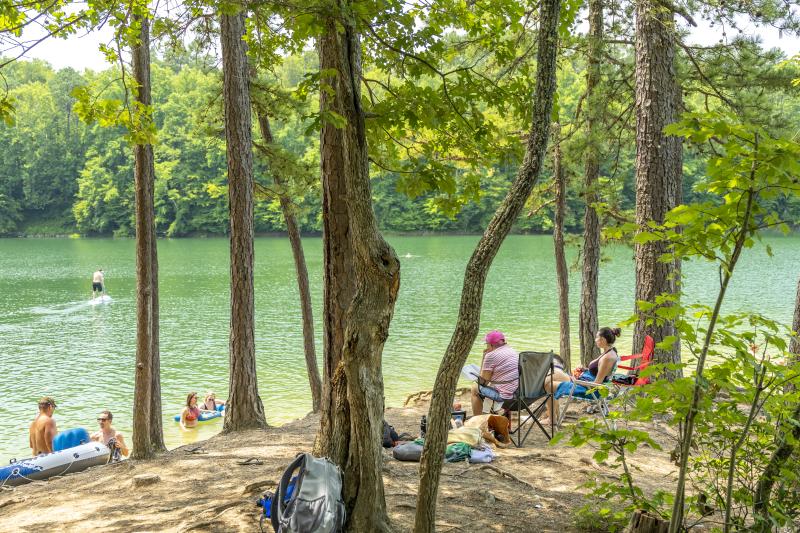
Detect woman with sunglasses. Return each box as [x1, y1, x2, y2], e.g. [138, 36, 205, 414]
[90, 410, 129, 459]
[200, 391, 225, 412]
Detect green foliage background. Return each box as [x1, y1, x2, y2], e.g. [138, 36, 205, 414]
[0, 46, 798, 237]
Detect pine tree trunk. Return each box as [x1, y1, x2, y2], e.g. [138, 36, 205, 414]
[578, 0, 603, 366]
[130, 14, 164, 459]
[413, 0, 561, 529]
[314, 12, 400, 532]
[633, 0, 683, 378]
[552, 123, 571, 370]
[220, 10, 267, 431]
[149, 226, 164, 448]
[255, 112, 323, 412]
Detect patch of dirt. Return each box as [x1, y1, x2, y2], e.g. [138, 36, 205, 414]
[0, 391, 680, 532]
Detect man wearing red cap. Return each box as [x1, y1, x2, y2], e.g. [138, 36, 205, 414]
[470, 330, 519, 416]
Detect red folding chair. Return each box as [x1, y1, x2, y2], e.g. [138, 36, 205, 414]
[612, 335, 655, 403]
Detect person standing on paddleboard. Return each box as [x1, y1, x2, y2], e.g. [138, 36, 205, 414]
[92, 269, 105, 299]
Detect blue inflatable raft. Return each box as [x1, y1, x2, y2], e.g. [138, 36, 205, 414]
[54, 427, 91, 451]
[174, 403, 225, 423]
[1, 428, 110, 488]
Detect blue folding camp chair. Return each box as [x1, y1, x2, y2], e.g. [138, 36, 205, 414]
[555, 363, 620, 430]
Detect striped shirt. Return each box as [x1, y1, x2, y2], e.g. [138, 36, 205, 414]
[482, 344, 519, 398]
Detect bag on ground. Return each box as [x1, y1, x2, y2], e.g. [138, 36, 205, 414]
[392, 440, 424, 462]
[257, 476, 297, 521]
[381, 420, 400, 448]
[270, 453, 346, 533]
[469, 445, 495, 464]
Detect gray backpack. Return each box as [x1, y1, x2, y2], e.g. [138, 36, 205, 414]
[271, 453, 346, 533]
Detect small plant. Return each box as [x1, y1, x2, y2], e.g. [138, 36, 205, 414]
[555, 410, 671, 531]
[557, 111, 800, 531]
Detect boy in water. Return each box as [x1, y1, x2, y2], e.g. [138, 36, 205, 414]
[29, 396, 58, 455]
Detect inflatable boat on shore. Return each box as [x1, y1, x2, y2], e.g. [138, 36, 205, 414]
[1, 441, 110, 488]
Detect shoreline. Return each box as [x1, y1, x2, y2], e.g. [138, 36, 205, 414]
[0, 390, 683, 532]
[1, 230, 553, 239]
[4, 225, 799, 240]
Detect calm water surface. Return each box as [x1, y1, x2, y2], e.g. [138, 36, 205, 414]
[1, 235, 798, 459]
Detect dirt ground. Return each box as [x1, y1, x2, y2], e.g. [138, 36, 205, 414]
[0, 391, 681, 533]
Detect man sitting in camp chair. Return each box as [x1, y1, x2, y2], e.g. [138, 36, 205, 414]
[470, 330, 519, 416]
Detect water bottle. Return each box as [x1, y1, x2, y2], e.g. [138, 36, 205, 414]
[420, 415, 427, 438]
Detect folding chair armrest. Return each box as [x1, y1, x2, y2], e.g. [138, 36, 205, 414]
[619, 353, 643, 362]
[573, 379, 606, 389]
[618, 362, 649, 372]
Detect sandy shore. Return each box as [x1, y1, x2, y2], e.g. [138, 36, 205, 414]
[0, 391, 681, 532]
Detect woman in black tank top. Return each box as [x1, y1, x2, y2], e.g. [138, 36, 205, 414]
[541, 327, 621, 425]
[580, 327, 621, 383]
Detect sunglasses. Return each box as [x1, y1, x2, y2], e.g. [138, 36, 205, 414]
[97, 418, 109, 422]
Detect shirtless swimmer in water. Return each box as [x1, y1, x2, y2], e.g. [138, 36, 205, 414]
[29, 396, 58, 455]
[91, 410, 129, 459]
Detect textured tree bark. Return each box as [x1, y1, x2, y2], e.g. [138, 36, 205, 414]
[552, 123, 571, 370]
[752, 275, 800, 529]
[578, 0, 604, 365]
[255, 112, 323, 412]
[628, 510, 669, 533]
[130, 14, 164, 459]
[314, 11, 400, 532]
[313, 27, 356, 468]
[148, 228, 164, 448]
[220, 10, 267, 432]
[632, 0, 683, 378]
[413, 0, 561, 529]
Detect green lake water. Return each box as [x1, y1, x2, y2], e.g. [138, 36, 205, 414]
[1, 235, 798, 460]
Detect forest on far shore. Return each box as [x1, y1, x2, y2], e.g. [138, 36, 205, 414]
[1, 43, 799, 238]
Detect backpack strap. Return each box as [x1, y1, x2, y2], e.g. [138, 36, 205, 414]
[271, 453, 306, 532]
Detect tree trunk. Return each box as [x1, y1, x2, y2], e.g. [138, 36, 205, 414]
[632, 0, 683, 378]
[149, 199, 164, 448]
[255, 112, 323, 412]
[413, 0, 561, 529]
[220, 10, 267, 432]
[552, 123, 571, 370]
[130, 14, 164, 459]
[578, 0, 603, 366]
[628, 510, 669, 533]
[314, 12, 400, 532]
[752, 274, 800, 529]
